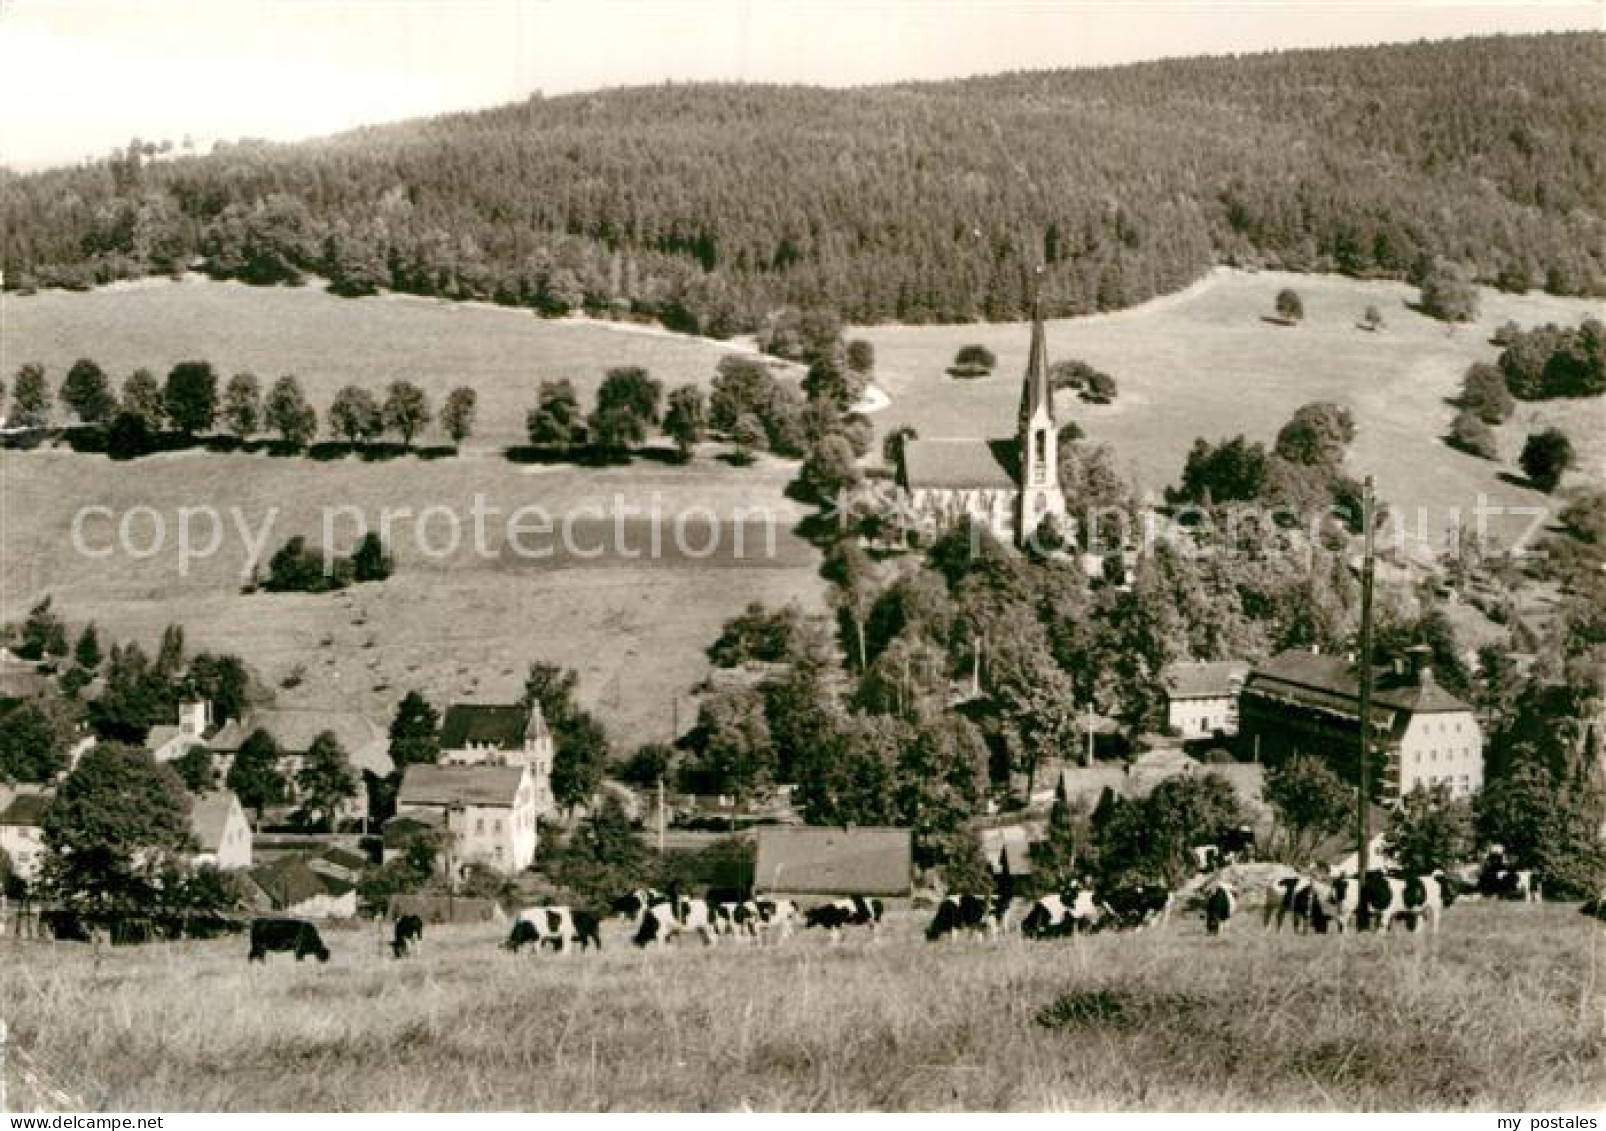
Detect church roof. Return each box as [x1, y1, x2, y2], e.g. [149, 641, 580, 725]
[900, 437, 1017, 490]
[1018, 296, 1055, 430]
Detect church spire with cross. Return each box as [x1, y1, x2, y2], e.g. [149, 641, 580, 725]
[1015, 272, 1067, 545]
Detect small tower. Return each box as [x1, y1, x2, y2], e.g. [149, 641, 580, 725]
[1016, 290, 1067, 545]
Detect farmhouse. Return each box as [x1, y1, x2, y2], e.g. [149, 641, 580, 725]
[186, 789, 253, 870]
[1056, 748, 1266, 815]
[0, 787, 51, 883]
[753, 826, 912, 899]
[897, 303, 1066, 548]
[242, 856, 357, 919]
[147, 700, 212, 763]
[390, 763, 542, 877]
[438, 700, 554, 791]
[1239, 648, 1483, 802]
[1164, 660, 1248, 738]
[208, 709, 394, 820]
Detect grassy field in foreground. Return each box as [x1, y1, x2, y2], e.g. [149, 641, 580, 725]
[0, 276, 797, 449]
[1, 902, 1600, 1111]
[0, 448, 821, 740]
[858, 269, 1604, 553]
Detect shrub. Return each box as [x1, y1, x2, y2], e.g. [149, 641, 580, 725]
[1518, 428, 1574, 493]
[1447, 411, 1498, 460]
[954, 344, 997, 370]
[1274, 288, 1304, 322]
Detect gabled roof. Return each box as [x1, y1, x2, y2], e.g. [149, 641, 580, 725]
[209, 710, 393, 775]
[753, 826, 912, 896]
[397, 764, 527, 808]
[247, 857, 354, 907]
[0, 791, 52, 827]
[188, 790, 245, 853]
[900, 438, 1018, 491]
[1244, 651, 1470, 718]
[148, 725, 207, 756]
[1164, 660, 1250, 701]
[439, 702, 546, 751]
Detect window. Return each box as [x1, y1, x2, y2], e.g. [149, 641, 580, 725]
[475, 817, 485, 835]
[494, 818, 503, 833]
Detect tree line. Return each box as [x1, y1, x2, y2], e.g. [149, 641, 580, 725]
[4, 34, 1602, 333]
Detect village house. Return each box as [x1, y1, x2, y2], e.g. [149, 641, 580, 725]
[1055, 747, 1267, 818]
[186, 789, 253, 870]
[753, 826, 913, 900]
[897, 302, 1067, 548]
[1238, 647, 1484, 803]
[241, 856, 358, 919]
[389, 763, 542, 878]
[147, 700, 213, 764]
[0, 787, 51, 884]
[437, 701, 555, 804]
[207, 709, 394, 821]
[1163, 660, 1249, 738]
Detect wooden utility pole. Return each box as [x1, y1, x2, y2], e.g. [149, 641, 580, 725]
[1356, 476, 1377, 902]
[657, 776, 666, 855]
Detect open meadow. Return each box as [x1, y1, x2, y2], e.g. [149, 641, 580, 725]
[0, 276, 797, 450]
[2, 902, 1601, 1111]
[859, 269, 1605, 553]
[0, 447, 821, 739]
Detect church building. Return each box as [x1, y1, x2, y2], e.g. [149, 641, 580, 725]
[896, 303, 1067, 547]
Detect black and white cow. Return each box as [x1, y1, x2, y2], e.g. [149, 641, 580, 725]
[1189, 845, 1222, 874]
[1319, 874, 1360, 933]
[1263, 874, 1330, 934]
[1204, 883, 1237, 935]
[1021, 887, 1102, 939]
[756, 898, 798, 944]
[610, 888, 665, 924]
[1102, 883, 1173, 931]
[802, 896, 883, 942]
[1360, 871, 1456, 933]
[391, 914, 424, 958]
[712, 899, 763, 941]
[507, 905, 603, 953]
[248, 917, 330, 963]
[925, 893, 1004, 941]
[633, 894, 718, 947]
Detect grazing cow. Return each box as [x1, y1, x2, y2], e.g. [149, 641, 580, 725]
[248, 918, 330, 963]
[802, 896, 883, 942]
[391, 914, 424, 958]
[1217, 825, 1257, 865]
[925, 893, 1003, 942]
[1102, 883, 1173, 931]
[1401, 872, 1458, 933]
[1021, 887, 1102, 939]
[1190, 845, 1222, 874]
[712, 900, 763, 941]
[610, 888, 665, 924]
[1263, 874, 1326, 934]
[633, 895, 718, 948]
[1487, 868, 1540, 902]
[507, 906, 602, 953]
[756, 898, 798, 943]
[1204, 883, 1237, 935]
[1319, 874, 1360, 933]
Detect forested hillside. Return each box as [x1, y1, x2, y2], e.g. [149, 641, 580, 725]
[3, 33, 1602, 333]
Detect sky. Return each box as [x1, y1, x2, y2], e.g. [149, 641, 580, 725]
[1, 0, 1600, 171]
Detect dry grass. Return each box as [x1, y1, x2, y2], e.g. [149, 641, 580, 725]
[858, 269, 1605, 553]
[0, 448, 822, 739]
[3, 902, 1601, 1111]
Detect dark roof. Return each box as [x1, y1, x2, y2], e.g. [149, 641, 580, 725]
[753, 826, 912, 896]
[248, 858, 354, 907]
[397, 764, 527, 808]
[1018, 301, 1055, 430]
[439, 703, 545, 750]
[1165, 660, 1249, 701]
[900, 437, 1017, 491]
[1245, 650, 1470, 717]
[0, 792, 52, 827]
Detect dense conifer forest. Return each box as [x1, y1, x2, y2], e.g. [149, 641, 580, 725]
[3, 33, 1602, 333]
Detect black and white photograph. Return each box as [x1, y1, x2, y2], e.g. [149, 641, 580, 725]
[1, 0, 1603, 1114]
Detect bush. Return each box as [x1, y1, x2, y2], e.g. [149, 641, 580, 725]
[1081, 370, 1118, 404]
[1447, 411, 1498, 460]
[1419, 259, 1480, 323]
[1518, 428, 1574, 493]
[1275, 288, 1304, 322]
[261, 536, 351, 593]
[954, 344, 997, 371]
[1459, 362, 1514, 424]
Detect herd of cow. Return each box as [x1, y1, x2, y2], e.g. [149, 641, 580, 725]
[239, 851, 1552, 965]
